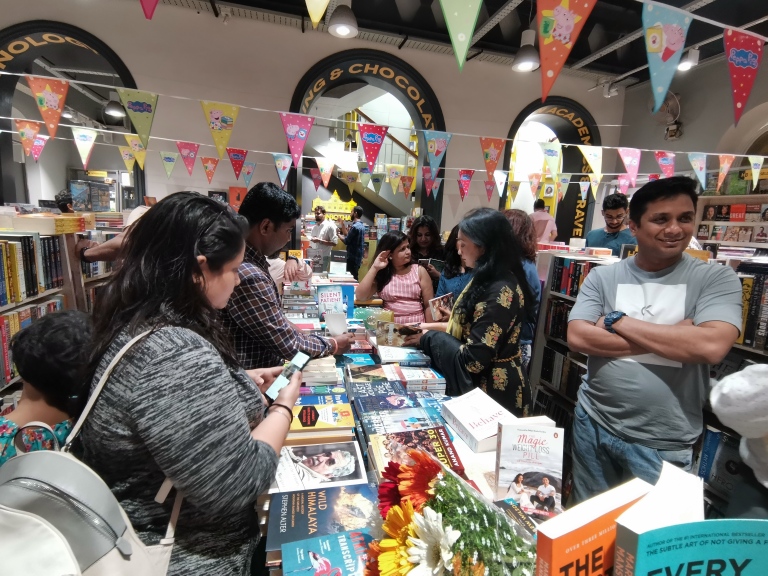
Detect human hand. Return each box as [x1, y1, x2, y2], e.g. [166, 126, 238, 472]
[333, 332, 354, 354]
[246, 366, 284, 394]
[596, 316, 606, 329]
[76, 238, 99, 260]
[403, 330, 426, 348]
[436, 304, 451, 321]
[275, 370, 302, 407]
[372, 251, 390, 271]
[426, 264, 440, 280]
[284, 259, 300, 282]
[676, 318, 694, 327]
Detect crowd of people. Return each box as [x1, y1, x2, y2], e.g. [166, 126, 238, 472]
[3, 176, 766, 575]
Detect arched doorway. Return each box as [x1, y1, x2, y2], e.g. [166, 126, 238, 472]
[290, 49, 446, 226]
[0, 20, 138, 205]
[502, 97, 602, 243]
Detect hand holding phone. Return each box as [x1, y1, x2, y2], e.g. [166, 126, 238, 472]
[265, 351, 310, 401]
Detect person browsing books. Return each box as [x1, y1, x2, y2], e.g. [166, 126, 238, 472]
[404, 209, 535, 416]
[530, 477, 556, 511]
[567, 177, 742, 504]
[530, 199, 557, 243]
[76, 205, 151, 263]
[409, 215, 444, 291]
[356, 231, 435, 324]
[309, 206, 338, 260]
[77, 192, 304, 576]
[435, 225, 473, 299]
[0, 311, 92, 465]
[221, 183, 352, 369]
[585, 193, 637, 256]
[337, 206, 366, 280]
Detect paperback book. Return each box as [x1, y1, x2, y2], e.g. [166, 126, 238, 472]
[359, 406, 443, 440]
[281, 530, 373, 576]
[375, 321, 422, 347]
[345, 380, 406, 399]
[368, 425, 464, 478]
[428, 292, 453, 321]
[271, 441, 367, 493]
[290, 404, 356, 432]
[345, 364, 403, 385]
[441, 388, 517, 452]
[294, 394, 348, 406]
[377, 345, 432, 367]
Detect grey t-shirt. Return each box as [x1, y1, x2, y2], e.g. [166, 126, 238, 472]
[568, 254, 742, 449]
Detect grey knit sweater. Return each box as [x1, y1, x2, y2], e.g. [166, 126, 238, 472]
[78, 326, 278, 576]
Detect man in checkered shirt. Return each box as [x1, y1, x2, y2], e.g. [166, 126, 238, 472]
[222, 182, 353, 369]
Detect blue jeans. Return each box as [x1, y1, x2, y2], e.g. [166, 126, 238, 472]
[571, 403, 693, 504]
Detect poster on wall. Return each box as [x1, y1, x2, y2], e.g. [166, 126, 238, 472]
[208, 191, 228, 204]
[229, 187, 246, 211]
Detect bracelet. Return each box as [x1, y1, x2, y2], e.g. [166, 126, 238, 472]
[80, 246, 91, 263]
[268, 402, 294, 423]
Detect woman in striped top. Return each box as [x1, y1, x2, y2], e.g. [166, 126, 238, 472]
[356, 231, 434, 324]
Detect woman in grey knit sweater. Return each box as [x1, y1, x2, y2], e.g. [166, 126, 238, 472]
[78, 193, 301, 576]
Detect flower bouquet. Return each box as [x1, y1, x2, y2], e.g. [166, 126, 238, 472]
[366, 449, 537, 576]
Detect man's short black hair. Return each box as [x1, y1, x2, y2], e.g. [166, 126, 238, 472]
[352, 206, 363, 219]
[314, 206, 326, 214]
[603, 193, 629, 212]
[238, 182, 300, 228]
[11, 310, 93, 416]
[533, 199, 545, 210]
[629, 176, 698, 224]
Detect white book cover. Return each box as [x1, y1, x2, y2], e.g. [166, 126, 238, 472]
[441, 388, 516, 453]
[270, 440, 367, 493]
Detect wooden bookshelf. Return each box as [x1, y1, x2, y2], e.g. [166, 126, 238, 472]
[733, 343, 768, 357]
[0, 375, 21, 395]
[549, 291, 577, 303]
[538, 379, 577, 407]
[0, 288, 64, 315]
[84, 272, 113, 284]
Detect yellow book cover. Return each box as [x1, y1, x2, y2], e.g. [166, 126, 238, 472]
[6, 242, 23, 303]
[290, 403, 355, 432]
[0, 242, 11, 304]
[736, 275, 754, 345]
[288, 249, 304, 260]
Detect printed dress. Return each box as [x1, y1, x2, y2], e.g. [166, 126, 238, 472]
[0, 417, 71, 465]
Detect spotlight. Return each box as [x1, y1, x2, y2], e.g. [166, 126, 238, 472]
[328, 5, 358, 39]
[678, 48, 700, 71]
[512, 29, 540, 72]
[104, 100, 126, 118]
[61, 108, 74, 119]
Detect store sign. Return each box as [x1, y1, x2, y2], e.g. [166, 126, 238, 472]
[86, 170, 108, 178]
[0, 33, 99, 69]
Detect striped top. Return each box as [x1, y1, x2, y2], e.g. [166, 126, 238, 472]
[379, 264, 425, 324]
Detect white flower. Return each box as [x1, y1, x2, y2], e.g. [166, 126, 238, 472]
[407, 507, 461, 576]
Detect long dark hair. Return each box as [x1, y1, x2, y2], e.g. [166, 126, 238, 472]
[88, 192, 249, 379]
[409, 215, 441, 258]
[442, 225, 464, 279]
[455, 208, 534, 321]
[374, 231, 410, 292]
[504, 209, 537, 262]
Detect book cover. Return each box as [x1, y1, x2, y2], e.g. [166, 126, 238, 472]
[346, 380, 406, 399]
[441, 388, 517, 452]
[723, 226, 740, 242]
[329, 250, 347, 275]
[290, 404, 355, 432]
[375, 321, 422, 347]
[495, 423, 565, 520]
[730, 203, 747, 222]
[281, 530, 373, 576]
[307, 247, 327, 274]
[338, 353, 376, 367]
[353, 394, 420, 414]
[377, 346, 432, 367]
[369, 425, 464, 477]
[359, 406, 443, 439]
[756, 227, 768, 243]
[710, 225, 727, 240]
[696, 224, 711, 241]
[716, 204, 731, 221]
[428, 292, 454, 322]
[399, 367, 446, 387]
[300, 385, 346, 396]
[745, 204, 763, 222]
[697, 426, 743, 502]
[346, 364, 403, 384]
[494, 498, 539, 540]
[272, 441, 367, 493]
[317, 285, 345, 319]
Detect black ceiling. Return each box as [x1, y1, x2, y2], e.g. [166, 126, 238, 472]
[229, 0, 768, 85]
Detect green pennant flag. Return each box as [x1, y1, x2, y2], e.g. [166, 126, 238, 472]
[160, 151, 179, 179]
[439, 0, 483, 71]
[117, 88, 159, 150]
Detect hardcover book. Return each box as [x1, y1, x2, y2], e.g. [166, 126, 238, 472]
[368, 425, 464, 477]
[290, 403, 356, 432]
[281, 530, 373, 576]
[345, 380, 406, 399]
[271, 441, 367, 493]
[441, 388, 517, 452]
[377, 346, 432, 367]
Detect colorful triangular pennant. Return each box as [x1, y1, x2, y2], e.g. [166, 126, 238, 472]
[718, 154, 735, 192]
[618, 148, 641, 187]
[748, 156, 764, 190]
[618, 174, 631, 195]
[724, 29, 763, 125]
[579, 181, 590, 201]
[688, 152, 707, 188]
[589, 173, 602, 197]
[578, 145, 603, 176]
[272, 153, 293, 188]
[432, 178, 443, 200]
[387, 164, 404, 193]
[200, 100, 240, 158]
[479, 137, 504, 176]
[358, 123, 388, 173]
[423, 130, 452, 179]
[371, 173, 386, 194]
[458, 169, 474, 201]
[654, 151, 675, 178]
[227, 148, 248, 180]
[26, 76, 69, 138]
[529, 173, 542, 197]
[160, 151, 179, 179]
[305, 0, 331, 28]
[71, 128, 97, 170]
[280, 112, 314, 167]
[484, 180, 495, 202]
[540, 142, 562, 179]
[310, 168, 323, 191]
[494, 170, 508, 198]
[176, 141, 200, 176]
[316, 158, 335, 188]
[201, 157, 219, 184]
[241, 161, 256, 189]
[140, 0, 160, 19]
[124, 134, 147, 170]
[14, 120, 41, 157]
[557, 174, 572, 197]
[118, 146, 136, 172]
[401, 176, 414, 198]
[358, 160, 372, 189]
[438, 0, 483, 71]
[31, 135, 49, 162]
[117, 88, 158, 149]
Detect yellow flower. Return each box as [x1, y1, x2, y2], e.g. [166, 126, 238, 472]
[379, 539, 414, 576]
[497, 285, 514, 308]
[483, 323, 502, 348]
[383, 501, 416, 542]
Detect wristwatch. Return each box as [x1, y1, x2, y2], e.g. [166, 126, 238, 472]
[286, 255, 300, 264]
[604, 311, 626, 333]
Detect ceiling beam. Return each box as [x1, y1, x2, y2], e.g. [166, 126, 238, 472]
[471, 0, 526, 46]
[34, 59, 107, 105]
[570, 0, 719, 70]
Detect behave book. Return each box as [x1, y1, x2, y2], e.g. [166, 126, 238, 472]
[441, 388, 517, 452]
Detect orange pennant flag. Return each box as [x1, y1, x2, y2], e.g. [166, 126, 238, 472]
[201, 157, 219, 184]
[26, 76, 69, 138]
[14, 120, 42, 156]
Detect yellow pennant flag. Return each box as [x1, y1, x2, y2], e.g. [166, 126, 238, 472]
[201, 101, 240, 159]
[124, 134, 147, 170]
[386, 164, 404, 193]
[305, 0, 331, 29]
[118, 146, 136, 172]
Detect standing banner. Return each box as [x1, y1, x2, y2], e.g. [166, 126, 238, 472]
[14, 120, 41, 156]
[26, 76, 69, 139]
[117, 88, 158, 149]
[642, 3, 691, 112]
[124, 135, 147, 170]
[227, 148, 248, 180]
[479, 137, 505, 176]
[176, 141, 200, 176]
[386, 164, 404, 193]
[200, 101, 240, 158]
[160, 151, 179, 179]
[618, 147, 642, 186]
[484, 181, 496, 202]
[431, 178, 443, 200]
[72, 128, 98, 170]
[201, 157, 219, 184]
[280, 112, 314, 167]
[371, 173, 386, 194]
[31, 135, 49, 162]
[688, 153, 707, 189]
[305, 0, 331, 28]
[358, 123, 388, 173]
[718, 154, 735, 192]
[529, 173, 542, 197]
[654, 151, 675, 178]
[748, 156, 764, 190]
[401, 176, 414, 197]
[118, 146, 136, 172]
[494, 170, 508, 198]
[273, 153, 293, 188]
[458, 169, 474, 201]
[310, 168, 323, 191]
[358, 160, 372, 189]
[538, 0, 598, 101]
[540, 142, 562, 180]
[241, 161, 256, 189]
[724, 29, 763, 125]
[316, 158, 335, 188]
[438, 0, 483, 71]
[618, 174, 631, 195]
[422, 130, 452, 179]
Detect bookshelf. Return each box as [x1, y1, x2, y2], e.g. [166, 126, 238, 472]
[695, 193, 768, 251]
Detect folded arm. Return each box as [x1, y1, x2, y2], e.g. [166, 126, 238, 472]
[567, 319, 650, 358]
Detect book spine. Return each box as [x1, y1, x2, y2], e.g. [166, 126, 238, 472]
[442, 405, 479, 452]
[697, 427, 720, 480]
[10, 244, 25, 302]
[736, 276, 753, 345]
[743, 273, 765, 347]
[53, 236, 63, 287]
[0, 315, 11, 383]
[43, 236, 53, 290]
[613, 526, 639, 576]
[756, 277, 768, 350]
[560, 259, 570, 294]
[551, 257, 563, 293]
[25, 237, 40, 295]
[0, 244, 7, 307]
[535, 534, 553, 576]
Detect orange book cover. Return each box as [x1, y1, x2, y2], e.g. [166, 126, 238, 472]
[536, 478, 652, 576]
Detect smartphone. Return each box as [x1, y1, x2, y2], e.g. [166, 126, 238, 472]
[265, 351, 310, 400]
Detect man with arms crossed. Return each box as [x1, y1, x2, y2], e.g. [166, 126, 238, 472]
[568, 177, 742, 502]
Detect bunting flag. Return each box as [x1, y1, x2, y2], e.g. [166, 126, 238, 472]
[748, 155, 764, 190]
[618, 174, 631, 195]
[589, 173, 602, 197]
[358, 161, 372, 189]
[117, 88, 158, 149]
[310, 168, 323, 191]
[280, 112, 314, 167]
[557, 174, 572, 197]
[718, 154, 735, 192]
[124, 134, 147, 170]
[479, 137, 504, 176]
[724, 29, 764, 125]
[578, 145, 603, 176]
[421, 166, 433, 196]
[241, 161, 256, 189]
[579, 181, 590, 201]
[14, 120, 41, 156]
[423, 130, 452, 179]
[371, 173, 386, 194]
[484, 180, 495, 202]
[494, 170, 508, 198]
[176, 141, 200, 176]
[688, 153, 707, 188]
[654, 151, 675, 178]
[618, 147, 641, 186]
[201, 101, 240, 158]
[272, 153, 293, 188]
[538, 0, 599, 102]
[340, 171, 358, 194]
[458, 169, 474, 201]
[71, 127, 98, 170]
[358, 123, 388, 173]
[508, 182, 520, 202]
[438, 0, 483, 71]
[316, 158, 335, 188]
[305, 0, 331, 28]
[227, 148, 248, 180]
[642, 3, 692, 112]
[387, 164, 404, 193]
[201, 157, 219, 184]
[401, 176, 414, 198]
[160, 151, 179, 179]
[30, 135, 49, 162]
[26, 76, 69, 138]
[140, 0, 160, 19]
[118, 146, 136, 172]
[431, 178, 443, 200]
[529, 173, 542, 197]
[540, 142, 562, 179]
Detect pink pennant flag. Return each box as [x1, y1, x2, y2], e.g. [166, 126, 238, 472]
[458, 169, 474, 201]
[310, 168, 323, 191]
[618, 148, 641, 187]
[618, 174, 631, 195]
[140, 0, 160, 19]
[226, 148, 247, 180]
[280, 113, 315, 167]
[479, 137, 504, 176]
[358, 123, 388, 173]
[724, 29, 763, 125]
[401, 175, 414, 197]
[432, 178, 443, 200]
[718, 154, 735, 192]
[200, 157, 219, 184]
[654, 151, 675, 178]
[31, 134, 49, 162]
[529, 173, 542, 196]
[176, 141, 200, 176]
[423, 165, 435, 196]
[484, 181, 496, 202]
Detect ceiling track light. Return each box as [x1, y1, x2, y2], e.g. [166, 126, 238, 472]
[328, 5, 359, 39]
[512, 29, 540, 72]
[61, 108, 74, 119]
[678, 47, 700, 71]
[104, 100, 126, 118]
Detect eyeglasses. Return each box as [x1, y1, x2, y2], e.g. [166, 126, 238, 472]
[604, 214, 627, 222]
